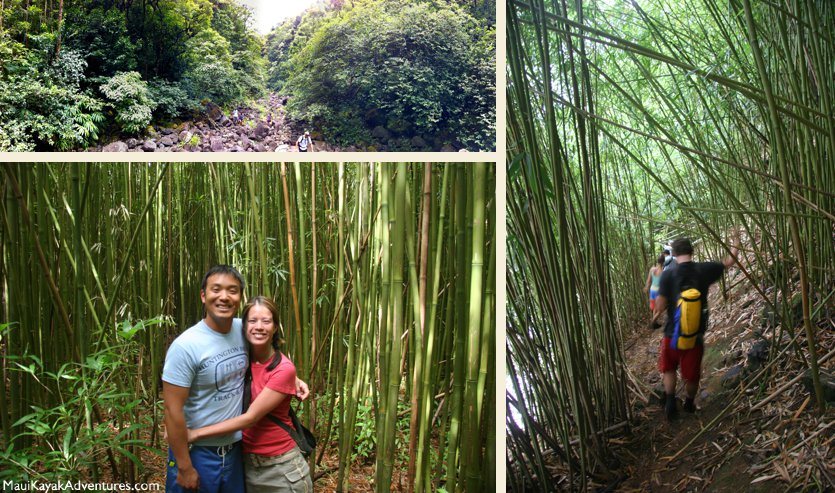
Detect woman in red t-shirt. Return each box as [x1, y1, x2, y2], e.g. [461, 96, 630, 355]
[187, 296, 313, 492]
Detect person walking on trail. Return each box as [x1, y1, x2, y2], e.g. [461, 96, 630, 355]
[654, 236, 740, 421]
[644, 254, 665, 313]
[663, 243, 677, 271]
[163, 265, 309, 492]
[297, 131, 313, 152]
[231, 109, 240, 125]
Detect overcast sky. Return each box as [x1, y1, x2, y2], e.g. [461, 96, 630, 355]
[238, 0, 318, 34]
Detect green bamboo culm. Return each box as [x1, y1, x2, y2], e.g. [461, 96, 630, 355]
[507, 0, 834, 489]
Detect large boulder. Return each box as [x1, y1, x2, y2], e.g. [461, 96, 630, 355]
[179, 130, 192, 144]
[253, 122, 271, 141]
[210, 137, 224, 152]
[141, 140, 157, 152]
[102, 141, 128, 152]
[253, 143, 266, 152]
[126, 138, 139, 149]
[205, 101, 224, 122]
[159, 136, 175, 147]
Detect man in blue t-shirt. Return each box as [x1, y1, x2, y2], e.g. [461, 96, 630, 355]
[654, 236, 739, 421]
[163, 265, 309, 492]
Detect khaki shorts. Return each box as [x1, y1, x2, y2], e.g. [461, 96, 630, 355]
[244, 446, 313, 493]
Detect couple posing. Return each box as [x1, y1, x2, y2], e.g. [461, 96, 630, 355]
[163, 265, 313, 492]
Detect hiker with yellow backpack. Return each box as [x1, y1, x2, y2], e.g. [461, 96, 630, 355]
[654, 235, 740, 421]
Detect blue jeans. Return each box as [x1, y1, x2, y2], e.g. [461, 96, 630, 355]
[166, 442, 244, 493]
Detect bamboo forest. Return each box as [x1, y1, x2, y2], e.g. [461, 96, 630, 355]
[0, 163, 496, 492]
[507, 0, 833, 491]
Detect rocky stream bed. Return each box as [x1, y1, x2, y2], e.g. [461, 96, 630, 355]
[94, 94, 341, 153]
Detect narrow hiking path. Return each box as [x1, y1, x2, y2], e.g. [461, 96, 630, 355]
[611, 270, 834, 492]
[616, 290, 766, 492]
[93, 93, 341, 153]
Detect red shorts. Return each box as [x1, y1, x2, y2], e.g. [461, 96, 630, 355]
[658, 337, 703, 383]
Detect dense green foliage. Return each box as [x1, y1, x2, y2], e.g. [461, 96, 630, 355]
[1, 0, 496, 151]
[0, 320, 164, 483]
[265, 0, 496, 150]
[0, 0, 264, 150]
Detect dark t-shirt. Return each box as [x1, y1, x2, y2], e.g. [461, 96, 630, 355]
[658, 260, 725, 339]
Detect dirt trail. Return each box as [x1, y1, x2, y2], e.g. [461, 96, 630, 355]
[618, 331, 751, 490]
[613, 290, 775, 492]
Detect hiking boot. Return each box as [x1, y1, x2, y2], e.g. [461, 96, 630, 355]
[664, 394, 678, 421]
[683, 398, 696, 413]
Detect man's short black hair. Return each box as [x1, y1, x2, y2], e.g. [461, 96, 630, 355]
[671, 238, 693, 257]
[201, 265, 245, 292]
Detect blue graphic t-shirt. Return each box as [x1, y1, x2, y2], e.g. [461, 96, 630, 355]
[162, 319, 247, 446]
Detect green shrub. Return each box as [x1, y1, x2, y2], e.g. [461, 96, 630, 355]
[281, 0, 496, 150]
[0, 318, 169, 482]
[182, 29, 242, 105]
[148, 79, 195, 120]
[0, 36, 104, 150]
[100, 71, 156, 134]
[352, 399, 377, 461]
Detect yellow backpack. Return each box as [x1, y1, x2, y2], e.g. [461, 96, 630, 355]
[671, 287, 702, 350]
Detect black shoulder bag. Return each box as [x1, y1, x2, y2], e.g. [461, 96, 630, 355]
[243, 353, 317, 458]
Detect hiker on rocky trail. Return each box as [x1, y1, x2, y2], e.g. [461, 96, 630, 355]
[231, 109, 240, 125]
[644, 254, 665, 313]
[654, 235, 740, 421]
[296, 131, 313, 152]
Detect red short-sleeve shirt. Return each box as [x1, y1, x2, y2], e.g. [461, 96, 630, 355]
[243, 353, 297, 456]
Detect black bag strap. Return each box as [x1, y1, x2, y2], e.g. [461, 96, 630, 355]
[265, 406, 299, 438]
